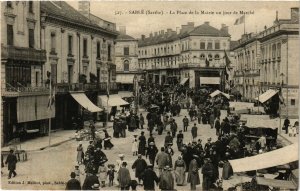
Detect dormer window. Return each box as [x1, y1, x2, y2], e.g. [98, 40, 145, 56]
[7, 1, 12, 8]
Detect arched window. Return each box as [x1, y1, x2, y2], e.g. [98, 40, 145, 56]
[208, 54, 213, 61]
[214, 54, 220, 60]
[124, 60, 129, 71]
[200, 54, 205, 60]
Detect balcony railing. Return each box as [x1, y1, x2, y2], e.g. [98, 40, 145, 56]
[56, 82, 118, 93]
[179, 60, 224, 68]
[1, 45, 47, 62]
[2, 85, 49, 97]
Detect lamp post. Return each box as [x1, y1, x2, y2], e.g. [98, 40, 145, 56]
[279, 73, 285, 134]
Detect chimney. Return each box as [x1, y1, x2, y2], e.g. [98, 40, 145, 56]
[291, 7, 299, 23]
[204, 21, 210, 25]
[176, 27, 180, 34]
[161, 30, 164, 35]
[221, 24, 228, 33]
[78, 1, 90, 19]
[154, 32, 158, 36]
[150, 33, 153, 38]
[141, 35, 145, 40]
[119, 26, 126, 34]
[167, 28, 172, 35]
[187, 22, 194, 27]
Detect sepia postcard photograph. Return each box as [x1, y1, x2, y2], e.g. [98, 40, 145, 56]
[0, 0, 299, 190]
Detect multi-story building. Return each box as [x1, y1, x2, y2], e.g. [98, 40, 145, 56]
[138, 22, 232, 89]
[232, 7, 299, 117]
[41, 1, 119, 129]
[1, 1, 47, 146]
[232, 33, 261, 101]
[259, 8, 299, 118]
[115, 26, 139, 91]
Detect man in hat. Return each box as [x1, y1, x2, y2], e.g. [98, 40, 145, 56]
[138, 131, 147, 155]
[142, 164, 159, 191]
[5, 149, 17, 179]
[204, 138, 212, 157]
[82, 172, 100, 190]
[183, 116, 189, 132]
[156, 147, 170, 175]
[166, 143, 174, 168]
[191, 123, 198, 141]
[147, 134, 155, 147]
[89, 120, 96, 140]
[164, 132, 173, 147]
[132, 154, 147, 184]
[221, 117, 230, 135]
[202, 158, 214, 190]
[139, 113, 145, 129]
[118, 162, 131, 190]
[159, 166, 174, 191]
[170, 119, 178, 138]
[176, 130, 184, 151]
[66, 172, 81, 190]
[187, 155, 200, 190]
[146, 142, 158, 166]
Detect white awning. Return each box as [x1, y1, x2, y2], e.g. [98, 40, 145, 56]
[210, 90, 230, 99]
[255, 89, 278, 103]
[200, 77, 220, 85]
[256, 177, 297, 189]
[98, 94, 129, 107]
[229, 102, 254, 110]
[246, 118, 279, 129]
[229, 143, 298, 172]
[180, 78, 189, 85]
[116, 74, 134, 84]
[71, 93, 103, 112]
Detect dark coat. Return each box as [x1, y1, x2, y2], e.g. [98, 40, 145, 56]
[132, 158, 147, 178]
[191, 126, 198, 138]
[82, 175, 100, 190]
[187, 159, 200, 185]
[146, 146, 158, 160]
[142, 168, 159, 190]
[65, 178, 81, 190]
[5, 153, 17, 170]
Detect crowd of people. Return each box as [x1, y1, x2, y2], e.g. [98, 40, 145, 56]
[64, 83, 297, 191]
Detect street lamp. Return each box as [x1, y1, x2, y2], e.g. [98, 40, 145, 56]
[279, 73, 285, 134]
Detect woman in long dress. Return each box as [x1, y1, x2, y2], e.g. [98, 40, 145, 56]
[103, 130, 114, 150]
[132, 135, 138, 156]
[77, 143, 84, 165]
[174, 156, 186, 186]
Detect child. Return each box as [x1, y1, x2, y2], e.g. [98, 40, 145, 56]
[107, 164, 116, 187]
[98, 163, 107, 187]
[74, 165, 83, 184]
[132, 135, 138, 156]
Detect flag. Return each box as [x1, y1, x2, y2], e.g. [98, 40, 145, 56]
[48, 86, 55, 109]
[205, 58, 210, 66]
[279, 87, 285, 106]
[234, 15, 245, 25]
[223, 50, 231, 81]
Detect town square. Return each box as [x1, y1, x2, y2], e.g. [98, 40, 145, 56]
[1, 1, 299, 190]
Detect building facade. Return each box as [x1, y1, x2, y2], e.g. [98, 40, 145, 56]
[115, 26, 140, 91]
[41, 1, 119, 130]
[1, 1, 48, 146]
[138, 22, 232, 89]
[232, 7, 299, 117]
[232, 33, 261, 101]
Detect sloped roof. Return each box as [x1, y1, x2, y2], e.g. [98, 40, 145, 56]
[138, 31, 179, 47]
[41, 1, 118, 35]
[181, 24, 230, 38]
[117, 33, 136, 41]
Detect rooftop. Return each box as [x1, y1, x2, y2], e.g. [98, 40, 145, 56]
[117, 33, 137, 41]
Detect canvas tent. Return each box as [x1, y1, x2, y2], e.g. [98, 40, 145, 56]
[210, 90, 230, 99]
[229, 143, 298, 173]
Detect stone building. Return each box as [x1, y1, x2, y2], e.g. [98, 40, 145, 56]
[115, 26, 139, 91]
[1, 1, 47, 146]
[41, 1, 119, 129]
[138, 22, 232, 89]
[232, 7, 299, 117]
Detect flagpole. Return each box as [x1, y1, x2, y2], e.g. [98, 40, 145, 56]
[48, 74, 52, 146]
[106, 79, 109, 127]
[244, 14, 246, 34]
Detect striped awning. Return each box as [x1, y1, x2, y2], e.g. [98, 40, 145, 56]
[71, 93, 102, 112]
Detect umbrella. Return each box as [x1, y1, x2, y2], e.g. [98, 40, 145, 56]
[149, 104, 159, 109]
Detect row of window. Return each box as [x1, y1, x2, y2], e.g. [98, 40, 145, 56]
[261, 43, 281, 60]
[7, 1, 34, 13]
[139, 44, 178, 56]
[7, 24, 35, 48]
[49, 33, 111, 60]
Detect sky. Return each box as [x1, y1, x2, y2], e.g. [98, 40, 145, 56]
[67, 1, 299, 40]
